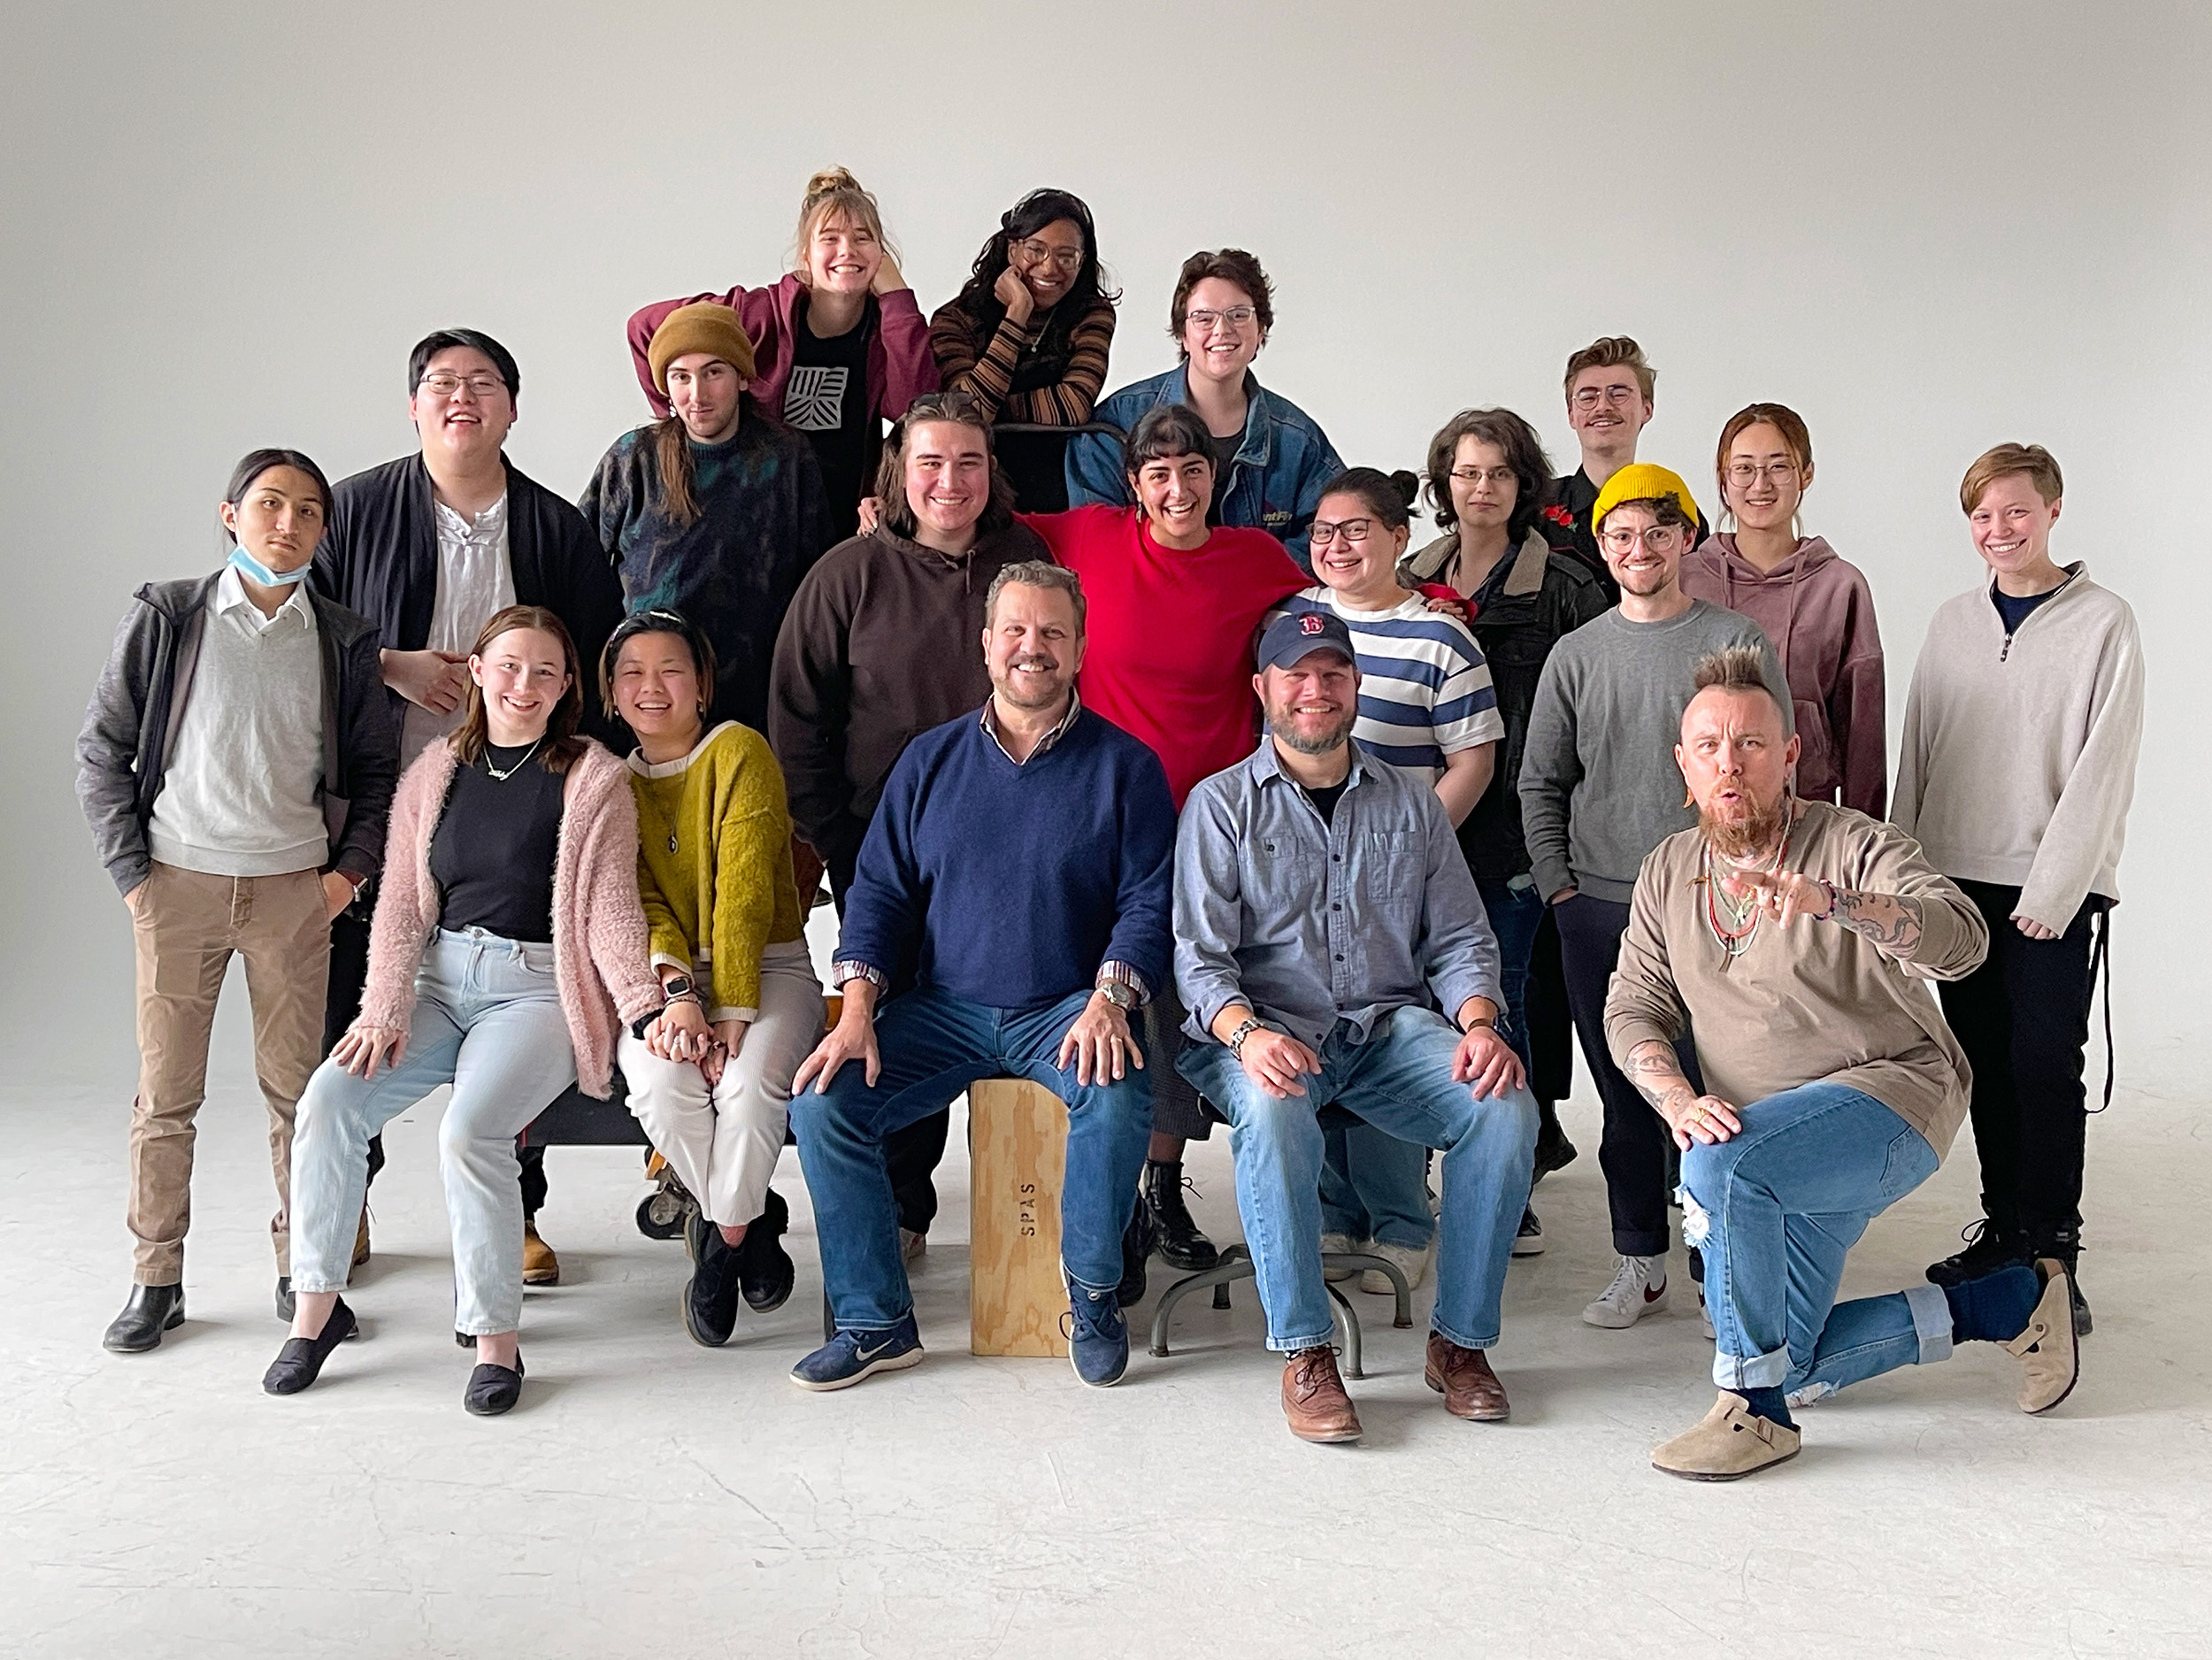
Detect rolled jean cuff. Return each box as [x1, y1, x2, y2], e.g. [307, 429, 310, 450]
[1265, 1327, 1336, 1356]
[1905, 1281, 1955, 1364]
[290, 1273, 345, 1296]
[1713, 1341, 1791, 1391]
[1428, 1318, 1495, 1351]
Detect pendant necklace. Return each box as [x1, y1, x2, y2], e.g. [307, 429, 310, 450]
[483, 736, 544, 781]
[639, 788, 680, 856]
[1701, 834, 1786, 958]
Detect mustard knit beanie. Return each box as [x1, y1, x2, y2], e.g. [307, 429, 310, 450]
[1590, 462, 1703, 534]
[647, 302, 758, 395]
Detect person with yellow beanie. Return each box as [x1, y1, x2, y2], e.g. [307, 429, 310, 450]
[580, 304, 836, 738]
[1517, 457, 1788, 1336]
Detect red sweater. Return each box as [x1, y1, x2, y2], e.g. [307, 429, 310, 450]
[1023, 506, 1308, 808]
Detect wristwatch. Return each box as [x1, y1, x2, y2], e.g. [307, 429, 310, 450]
[1226, 1015, 1265, 1057]
[662, 974, 695, 1000]
[1096, 979, 1139, 1014]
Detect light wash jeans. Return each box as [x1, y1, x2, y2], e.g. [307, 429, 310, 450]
[1180, 1005, 1538, 1353]
[789, 985, 1153, 1332]
[289, 929, 578, 1334]
[1682, 1080, 1955, 1395]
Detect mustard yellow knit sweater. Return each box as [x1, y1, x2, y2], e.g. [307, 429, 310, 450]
[626, 721, 806, 1020]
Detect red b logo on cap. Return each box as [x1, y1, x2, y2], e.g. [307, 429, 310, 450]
[1299, 614, 1325, 635]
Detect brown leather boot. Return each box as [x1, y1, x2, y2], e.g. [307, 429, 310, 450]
[1425, 1331, 1510, 1421]
[350, 1208, 372, 1275]
[522, 1219, 561, 1287]
[1282, 1346, 1362, 1442]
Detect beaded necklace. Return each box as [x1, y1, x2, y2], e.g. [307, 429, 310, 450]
[1699, 832, 1789, 957]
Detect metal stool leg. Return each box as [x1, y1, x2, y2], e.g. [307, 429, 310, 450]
[1325, 1281, 1363, 1379]
[1149, 1255, 1256, 1357]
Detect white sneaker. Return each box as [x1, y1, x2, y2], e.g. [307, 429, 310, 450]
[1698, 1286, 1715, 1339]
[1358, 1238, 1433, 1295]
[1582, 1254, 1670, 1328]
[900, 1228, 926, 1265]
[1319, 1232, 1358, 1283]
[1511, 1206, 1546, 1257]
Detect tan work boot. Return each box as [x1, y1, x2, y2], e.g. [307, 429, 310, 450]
[522, 1219, 561, 1287]
[349, 1208, 372, 1276]
[1425, 1332, 1510, 1421]
[2007, 1258, 2080, 1414]
[1282, 1346, 1363, 1443]
[1651, 1392, 1801, 1481]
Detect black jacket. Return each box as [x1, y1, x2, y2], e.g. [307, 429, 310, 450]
[313, 453, 626, 742]
[1401, 528, 1609, 879]
[76, 573, 400, 895]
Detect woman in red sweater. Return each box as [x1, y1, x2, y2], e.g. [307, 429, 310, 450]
[1022, 402, 1307, 1272]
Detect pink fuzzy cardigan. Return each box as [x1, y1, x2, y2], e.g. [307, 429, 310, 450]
[357, 738, 664, 1097]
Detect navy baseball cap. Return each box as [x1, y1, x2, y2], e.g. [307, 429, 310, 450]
[1256, 610, 1357, 672]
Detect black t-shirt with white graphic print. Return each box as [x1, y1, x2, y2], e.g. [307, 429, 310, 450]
[786, 292, 877, 540]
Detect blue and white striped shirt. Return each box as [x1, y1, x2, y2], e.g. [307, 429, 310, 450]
[1278, 588, 1504, 777]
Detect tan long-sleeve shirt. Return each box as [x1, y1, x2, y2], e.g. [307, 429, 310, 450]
[1603, 803, 1990, 1159]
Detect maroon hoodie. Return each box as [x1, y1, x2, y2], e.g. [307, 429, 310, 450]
[1680, 534, 1887, 816]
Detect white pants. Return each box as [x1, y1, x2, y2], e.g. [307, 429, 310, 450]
[617, 944, 822, 1228]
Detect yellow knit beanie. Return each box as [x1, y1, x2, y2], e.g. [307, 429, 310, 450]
[647, 302, 758, 395]
[1590, 462, 1703, 534]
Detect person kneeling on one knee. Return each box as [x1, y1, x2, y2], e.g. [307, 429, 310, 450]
[1175, 611, 1540, 1444]
[786, 560, 1176, 1393]
[1605, 647, 2081, 1483]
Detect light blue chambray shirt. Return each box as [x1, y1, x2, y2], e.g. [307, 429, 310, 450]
[1174, 738, 1503, 1050]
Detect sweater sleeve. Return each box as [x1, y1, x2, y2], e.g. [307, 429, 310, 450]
[833, 742, 928, 984]
[930, 302, 1023, 423]
[1517, 649, 1581, 902]
[1099, 749, 1177, 994]
[2016, 608, 2145, 931]
[636, 832, 693, 976]
[583, 772, 664, 1026]
[1890, 654, 1929, 839]
[1002, 302, 1116, 426]
[1603, 865, 1690, 1074]
[357, 754, 445, 1031]
[872, 288, 941, 419]
[1834, 576, 1889, 818]
[766, 565, 861, 860]
[1846, 818, 1991, 982]
[708, 749, 791, 1019]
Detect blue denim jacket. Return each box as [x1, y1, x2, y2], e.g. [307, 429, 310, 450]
[1064, 365, 1344, 573]
[1174, 738, 1503, 1050]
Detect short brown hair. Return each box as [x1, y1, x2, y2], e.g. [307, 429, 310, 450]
[1960, 442, 2062, 514]
[1168, 249, 1273, 353]
[1563, 334, 1655, 401]
[1423, 408, 1554, 538]
[985, 559, 1087, 635]
[1716, 403, 1814, 516]
[451, 604, 588, 774]
[873, 391, 1017, 538]
[1690, 644, 1785, 724]
[1600, 495, 1695, 535]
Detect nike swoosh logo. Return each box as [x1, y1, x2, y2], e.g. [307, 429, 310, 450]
[855, 1336, 901, 1361]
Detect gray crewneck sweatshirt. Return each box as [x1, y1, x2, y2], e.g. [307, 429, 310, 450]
[1517, 598, 1786, 903]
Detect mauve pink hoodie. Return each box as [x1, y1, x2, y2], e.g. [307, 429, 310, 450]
[1680, 534, 1887, 816]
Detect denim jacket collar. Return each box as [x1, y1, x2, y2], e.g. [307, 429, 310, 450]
[1151, 363, 1276, 472]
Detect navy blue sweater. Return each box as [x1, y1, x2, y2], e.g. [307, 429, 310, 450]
[839, 704, 1176, 1009]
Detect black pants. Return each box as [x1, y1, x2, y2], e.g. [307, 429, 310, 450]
[328, 899, 551, 1220]
[829, 842, 951, 1237]
[1525, 905, 1576, 1105]
[1939, 880, 2105, 1249]
[1555, 892, 1701, 1258]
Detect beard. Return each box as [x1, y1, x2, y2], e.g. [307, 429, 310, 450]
[1268, 705, 1356, 756]
[1698, 788, 1788, 860]
[992, 657, 1070, 711]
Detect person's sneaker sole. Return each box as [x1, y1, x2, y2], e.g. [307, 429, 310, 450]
[788, 1344, 925, 1393]
[1068, 1342, 1127, 1388]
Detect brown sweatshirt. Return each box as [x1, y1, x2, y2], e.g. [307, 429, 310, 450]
[766, 520, 1048, 873]
[1680, 534, 1886, 817]
[1604, 803, 1989, 1159]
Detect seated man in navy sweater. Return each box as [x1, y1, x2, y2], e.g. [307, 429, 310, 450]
[788, 560, 1177, 1391]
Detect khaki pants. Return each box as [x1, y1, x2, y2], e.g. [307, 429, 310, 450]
[127, 863, 329, 1283]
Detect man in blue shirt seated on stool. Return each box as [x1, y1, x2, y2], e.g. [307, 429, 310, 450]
[1175, 611, 1540, 1443]
[787, 560, 1176, 1392]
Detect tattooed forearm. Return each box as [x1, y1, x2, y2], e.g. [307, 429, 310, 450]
[1828, 889, 1926, 957]
[1626, 1039, 1696, 1112]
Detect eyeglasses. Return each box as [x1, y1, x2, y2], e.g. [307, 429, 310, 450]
[1724, 461, 1801, 487]
[1600, 525, 1685, 556]
[418, 373, 507, 401]
[1309, 518, 1375, 548]
[1448, 465, 1518, 488]
[1185, 305, 1257, 334]
[1016, 240, 1085, 273]
[1570, 385, 1642, 411]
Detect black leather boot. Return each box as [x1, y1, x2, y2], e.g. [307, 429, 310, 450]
[1118, 1199, 1156, 1306]
[1926, 1218, 2029, 1288]
[734, 1188, 795, 1313]
[2027, 1225, 2092, 1338]
[1143, 1160, 1218, 1272]
[1532, 1100, 1578, 1181]
[104, 1283, 186, 1353]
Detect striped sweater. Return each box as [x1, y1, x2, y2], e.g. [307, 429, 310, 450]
[927, 296, 1116, 426]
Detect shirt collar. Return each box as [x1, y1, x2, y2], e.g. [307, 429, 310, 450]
[979, 688, 1082, 765]
[434, 492, 509, 544]
[1246, 734, 1369, 791]
[213, 562, 316, 630]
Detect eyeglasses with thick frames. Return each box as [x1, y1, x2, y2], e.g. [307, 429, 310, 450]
[1015, 240, 1085, 273]
[1600, 524, 1686, 556]
[1185, 305, 1257, 334]
[1309, 518, 1376, 549]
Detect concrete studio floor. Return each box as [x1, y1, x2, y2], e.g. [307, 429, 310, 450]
[4, 1064, 2208, 1659]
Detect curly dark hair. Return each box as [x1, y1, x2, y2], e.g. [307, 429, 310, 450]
[1167, 248, 1274, 354]
[949, 188, 1117, 379]
[1422, 407, 1555, 542]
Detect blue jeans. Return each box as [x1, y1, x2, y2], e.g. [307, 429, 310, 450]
[1475, 874, 1546, 1072]
[289, 929, 578, 1334]
[1181, 1006, 1538, 1353]
[1682, 1080, 1954, 1395]
[790, 985, 1153, 1332]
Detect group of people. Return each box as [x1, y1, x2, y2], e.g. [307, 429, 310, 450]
[76, 170, 2143, 1477]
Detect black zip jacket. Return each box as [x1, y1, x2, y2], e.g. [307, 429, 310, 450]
[76, 573, 400, 895]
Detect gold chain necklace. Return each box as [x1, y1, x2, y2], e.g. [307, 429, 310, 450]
[483, 736, 544, 781]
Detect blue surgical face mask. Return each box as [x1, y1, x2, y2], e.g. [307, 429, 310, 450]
[229, 543, 311, 588]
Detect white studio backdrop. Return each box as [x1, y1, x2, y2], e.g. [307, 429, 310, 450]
[2, 1, 2206, 1095]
